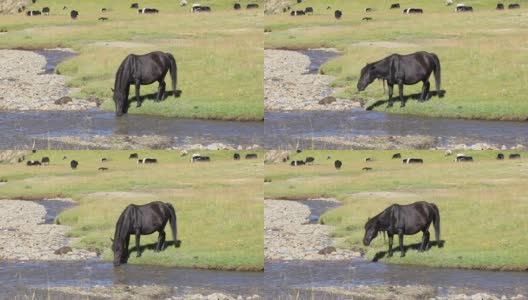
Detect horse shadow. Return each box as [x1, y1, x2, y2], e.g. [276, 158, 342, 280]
[128, 240, 182, 254]
[129, 90, 183, 104]
[371, 240, 445, 262]
[365, 90, 446, 111]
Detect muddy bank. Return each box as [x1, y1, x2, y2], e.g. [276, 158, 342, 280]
[264, 199, 361, 261]
[0, 49, 97, 111]
[264, 49, 360, 111]
[0, 199, 97, 261]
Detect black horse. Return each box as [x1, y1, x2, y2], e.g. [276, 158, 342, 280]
[357, 51, 442, 108]
[111, 201, 181, 266]
[112, 51, 178, 116]
[363, 201, 441, 257]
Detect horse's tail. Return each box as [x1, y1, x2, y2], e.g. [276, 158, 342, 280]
[166, 53, 178, 97]
[432, 204, 441, 244]
[167, 203, 179, 246]
[432, 53, 442, 97]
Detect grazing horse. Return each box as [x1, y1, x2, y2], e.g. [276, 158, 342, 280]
[497, 153, 504, 160]
[496, 3, 505, 10]
[403, 158, 423, 164]
[357, 51, 442, 108]
[111, 201, 181, 266]
[509, 153, 521, 159]
[70, 160, 78, 169]
[70, 10, 78, 19]
[334, 10, 342, 19]
[247, 4, 259, 9]
[508, 3, 520, 9]
[390, 3, 400, 9]
[234, 3, 241, 10]
[363, 201, 441, 257]
[112, 51, 177, 116]
[334, 160, 342, 169]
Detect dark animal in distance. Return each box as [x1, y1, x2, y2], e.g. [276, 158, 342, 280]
[70, 10, 79, 19]
[357, 51, 442, 108]
[42, 7, 50, 15]
[99, 17, 109, 21]
[233, 153, 240, 160]
[129, 153, 138, 159]
[305, 157, 315, 164]
[191, 5, 211, 12]
[290, 160, 305, 166]
[403, 8, 423, 14]
[17, 156, 25, 163]
[334, 160, 342, 170]
[131, 3, 139, 9]
[365, 8, 373, 12]
[101, 8, 108, 12]
[497, 153, 504, 160]
[363, 201, 441, 257]
[41, 157, 50, 165]
[234, 3, 241, 10]
[305, 7, 313, 14]
[291, 10, 305, 16]
[362, 17, 372, 21]
[112, 51, 177, 116]
[32, 0, 36, 3]
[245, 153, 258, 159]
[403, 158, 423, 164]
[70, 160, 78, 169]
[296, 149, 302, 153]
[63, 6, 67, 10]
[111, 201, 181, 266]
[26, 160, 41, 166]
[455, 155, 473, 162]
[98, 167, 109, 171]
[509, 153, 521, 159]
[32, 149, 37, 153]
[496, 3, 504, 10]
[191, 155, 210, 162]
[101, 158, 108, 162]
[456, 5, 473, 12]
[246, 4, 259, 9]
[392, 153, 401, 159]
[335, 10, 342, 19]
[362, 167, 372, 171]
[297, 0, 302, 3]
[138, 158, 157, 164]
[138, 8, 159, 14]
[508, 3, 520, 9]
[26, 10, 42, 16]
[391, 3, 400, 9]
[364, 157, 373, 162]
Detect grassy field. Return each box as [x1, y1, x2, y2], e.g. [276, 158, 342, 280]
[0, 0, 263, 121]
[265, 150, 528, 270]
[265, 0, 528, 120]
[0, 150, 264, 271]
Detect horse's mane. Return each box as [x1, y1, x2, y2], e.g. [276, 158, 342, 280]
[114, 55, 136, 100]
[114, 204, 137, 244]
[365, 205, 394, 231]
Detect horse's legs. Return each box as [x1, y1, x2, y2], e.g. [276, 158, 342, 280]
[420, 81, 427, 102]
[398, 81, 405, 107]
[387, 84, 394, 108]
[156, 230, 166, 252]
[419, 230, 429, 252]
[423, 230, 430, 251]
[135, 232, 141, 257]
[398, 230, 405, 257]
[156, 81, 166, 102]
[387, 233, 394, 257]
[424, 81, 431, 100]
[135, 80, 142, 108]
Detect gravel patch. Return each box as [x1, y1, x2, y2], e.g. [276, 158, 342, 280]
[0, 199, 97, 261]
[0, 49, 97, 111]
[265, 199, 362, 261]
[264, 49, 360, 111]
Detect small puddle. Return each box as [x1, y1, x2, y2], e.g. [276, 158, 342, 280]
[298, 199, 340, 224]
[36, 199, 76, 224]
[264, 49, 528, 149]
[34, 49, 76, 74]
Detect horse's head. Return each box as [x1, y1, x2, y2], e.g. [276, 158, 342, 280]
[363, 217, 379, 246]
[111, 88, 128, 116]
[357, 63, 378, 92]
[111, 237, 127, 267]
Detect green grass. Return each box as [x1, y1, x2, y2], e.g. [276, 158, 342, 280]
[0, 150, 264, 271]
[265, 150, 528, 270]
[265, 0, 528, 120]
[0, 0, 264, 120]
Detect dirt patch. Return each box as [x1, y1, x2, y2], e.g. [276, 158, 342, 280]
[346, 191, 418, 199]
[87, 191, 155, 199]
[87, 41, 153, 48]
[349, 41, 418, 49]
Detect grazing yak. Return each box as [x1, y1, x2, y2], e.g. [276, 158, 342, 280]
[131, 3, 139, 9]
[26, 160, 41, 166]
[191, 4, 211, 12]
[362, 167, 373, 171]
[26, 10, 42, 16]
[508, 3, 520, 9]
[70, 160, 79, 169]
[365, 8, 373, 12]
[390, 3, 400, 9]
[245, 153, 258, 159]
[70, 10, 79, 19]
[138, 8, 159, 14]
[496, 3, 505, 10]
[234, 3, 241, 10]
[497, 153, 504, 160]
[98, 167, 109, 171]
[305, 157, 315, 164]
[42, 7, 50, 15]
[455, 5, 473, 12]
[247, 4, 259, 9]
[334, 10, 342, 19]
[455, 155, 473, 162]
[290, 160, 305, 166]
[233, 153, 240, 160]
[509, 153, 521, 159]
[403, 8, 423, 14]
[305, 7, 313, 14]
[138, 158, 158, 164]
[191, 154, 210, 162]
[291, 10, 305, 16]
[99, 17, 109, 21]
[129, 153, 138, 159]
[334, 160, 342, 169]
[403, 158, 423, 164]
[362, 17, 373, 21]
[41, 157, 50, 165]
[363, 201, 441, 257]
[392, 153, 401, 159]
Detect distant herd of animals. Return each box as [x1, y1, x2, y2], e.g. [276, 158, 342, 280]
[18, 0, 261, 21]
[287, 151, 522, 170]
[284, 1, 521, 20]
[20, 151, 258, 170]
